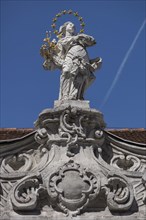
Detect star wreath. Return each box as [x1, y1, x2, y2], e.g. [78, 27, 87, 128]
[42, 10, 85, 52]
[51, 10, 85, 38]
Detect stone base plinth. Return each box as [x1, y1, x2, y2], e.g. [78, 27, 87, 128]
[54, 99, 90, 109]
[35, 101, 106, 130]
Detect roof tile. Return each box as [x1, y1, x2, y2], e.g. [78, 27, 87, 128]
[0, 128, 146, 144]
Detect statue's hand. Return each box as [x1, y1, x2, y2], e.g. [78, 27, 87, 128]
[52, 39, 57, 44]
[40, 44, 49, 59]
[90, 57, 102, 72]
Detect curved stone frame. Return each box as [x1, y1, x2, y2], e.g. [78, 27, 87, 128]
[47, 160, 101, 216]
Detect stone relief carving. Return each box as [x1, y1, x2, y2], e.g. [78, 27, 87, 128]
[0, 145, 49, 175]
[110, 154, 142, 171]
[0, 104, 145, 219]
[34, 128, 49, 145]
[59, 108, 86, 156]
[47, 160, 100, 216]
[134, 170, 146, 208]
[1, 154, 33, 173]
[141, 171, 146, 204]
[34, 106, 106, 158]
[106, 174, 134, 211]
[10, 175, 43, 211]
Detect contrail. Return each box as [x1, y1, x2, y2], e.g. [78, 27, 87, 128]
[100, 19, 146, 109]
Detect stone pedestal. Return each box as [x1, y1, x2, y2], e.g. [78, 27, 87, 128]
[54, 100, 90, 109]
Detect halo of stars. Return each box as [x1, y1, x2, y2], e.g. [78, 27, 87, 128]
[51, 10, 85, 38]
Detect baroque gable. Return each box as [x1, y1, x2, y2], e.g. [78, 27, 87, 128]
[0, 104, 146, 220]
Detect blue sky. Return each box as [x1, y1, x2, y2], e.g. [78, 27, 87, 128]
[1, 0, 145, 128]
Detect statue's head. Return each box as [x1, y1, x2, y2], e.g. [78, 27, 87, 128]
[59, 22, 76, 36]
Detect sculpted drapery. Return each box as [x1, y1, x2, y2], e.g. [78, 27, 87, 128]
[40, 22, 102, 100]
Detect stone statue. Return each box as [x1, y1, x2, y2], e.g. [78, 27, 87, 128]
[0, 10, 146, 220]
[40, 21, 102, 100]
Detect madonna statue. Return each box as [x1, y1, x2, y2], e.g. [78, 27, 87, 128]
[40, 21, 102, 101]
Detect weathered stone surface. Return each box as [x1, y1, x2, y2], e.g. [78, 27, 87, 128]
[0, 105, 146, 219]
[54, 100, 90, 109]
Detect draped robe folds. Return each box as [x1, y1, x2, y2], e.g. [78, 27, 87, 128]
[43, 34, 99, 100]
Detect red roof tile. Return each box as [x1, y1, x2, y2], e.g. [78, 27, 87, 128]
[0, 128, 34, 140]
[106, 128, 146, 144]
[0, 128, 146, 144]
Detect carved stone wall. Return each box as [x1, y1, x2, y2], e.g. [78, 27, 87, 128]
[0, 101, 146, 219]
